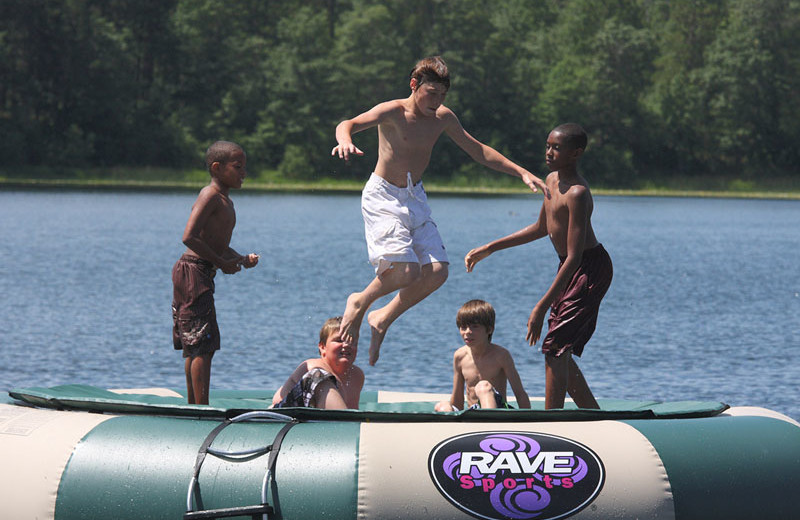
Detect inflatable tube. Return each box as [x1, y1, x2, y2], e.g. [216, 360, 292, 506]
[1, 386, 798, 520]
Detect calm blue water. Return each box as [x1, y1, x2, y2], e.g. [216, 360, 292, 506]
[1, 190, 798, 419]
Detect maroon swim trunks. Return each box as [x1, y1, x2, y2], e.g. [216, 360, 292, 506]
[542, 244, 612, 358]
[172, 254, 220, 358]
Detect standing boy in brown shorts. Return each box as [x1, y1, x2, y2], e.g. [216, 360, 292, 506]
[172, 141, 259, 404]
[465, 124, 612, 410]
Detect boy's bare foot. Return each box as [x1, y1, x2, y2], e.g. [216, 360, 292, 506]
[367, 311, 387, 366]
[340, 292, 365, 344]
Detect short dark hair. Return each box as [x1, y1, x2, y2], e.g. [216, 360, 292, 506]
[456, 299, 495, 341]
[410, 56, 450, 90]
[552, 123, 588, 150]
[205, 141, 244, 172]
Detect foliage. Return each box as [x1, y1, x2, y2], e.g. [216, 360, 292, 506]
[1, 0, 798, 187]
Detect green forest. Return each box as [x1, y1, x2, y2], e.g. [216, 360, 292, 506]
[2, 0, 799, 191]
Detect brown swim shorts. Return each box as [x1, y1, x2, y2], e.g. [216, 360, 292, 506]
[172, 254, 220, 358]
[542, 244, 612, 358]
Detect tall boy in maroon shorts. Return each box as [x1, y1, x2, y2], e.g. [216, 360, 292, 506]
[172, 141, 259, 404]
[465, 123, 612, 409]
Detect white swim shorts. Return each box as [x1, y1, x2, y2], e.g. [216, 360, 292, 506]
[361, 173, 449, 275]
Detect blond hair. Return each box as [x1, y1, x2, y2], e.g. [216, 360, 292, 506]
[319, 316, 343, 344]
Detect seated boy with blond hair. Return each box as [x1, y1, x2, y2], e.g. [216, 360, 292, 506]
[435, 300, 531, 411]
[272, 317, 364, 409]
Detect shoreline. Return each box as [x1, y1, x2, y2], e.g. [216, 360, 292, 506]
[1, 178, 799, 200]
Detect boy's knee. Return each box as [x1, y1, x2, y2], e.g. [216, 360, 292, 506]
[425, 262, 449, 286]
[434, 400, 456, 412]
[475, 380, 494, 396]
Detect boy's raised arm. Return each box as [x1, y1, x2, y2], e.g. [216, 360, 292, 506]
[331, 102, 395, 161]
[442, 111, 546, 194]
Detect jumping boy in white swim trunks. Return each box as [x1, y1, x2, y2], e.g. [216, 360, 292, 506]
[331, 56, 546, 365]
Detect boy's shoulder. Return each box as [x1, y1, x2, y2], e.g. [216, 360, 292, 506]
[373, 98, 409, 115]
[349, 364, 365, 383]
[488, 342, 511, 357]
[303, 358, 327, 371]
[453, 344, 470, 356]
[195, 184, 227, 204]
[484, 343, 515, 365]
[453, 344, 473, 361]
[547, 172, 593, 204]
[456, 343, 509, 361]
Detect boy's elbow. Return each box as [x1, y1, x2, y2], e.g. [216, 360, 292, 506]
[181, 232, 195, 248]
[336, 120, 353, 135]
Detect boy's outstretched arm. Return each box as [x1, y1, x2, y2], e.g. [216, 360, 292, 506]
[465, 203, 548, 272]
[527, 188, 591, 345]
[331, 102, 394, 162]
[443, 111, 547, 194]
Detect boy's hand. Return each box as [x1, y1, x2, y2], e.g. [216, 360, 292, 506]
[522, 172, 550, 198]
[465, 246, 491, 272]
[219, 257, 243, 275]
[240, 253, 259, 269]
[526, 306, 545, 345]
[331, 142, 364, 162]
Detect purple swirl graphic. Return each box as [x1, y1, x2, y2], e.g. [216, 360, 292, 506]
[491, 482, 551, 519]
[443, 452, 461, 480]
[480, 433, 540, 458]
[443, 451, 485, 480]
[562, 455, 588, 483]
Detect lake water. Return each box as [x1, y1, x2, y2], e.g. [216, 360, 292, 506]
[1, 189, 798, 420]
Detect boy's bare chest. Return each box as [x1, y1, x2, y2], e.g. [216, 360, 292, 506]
[463, 354, 502, 382]
[545, 196, 570, 224]
[384, 114, 444, 145]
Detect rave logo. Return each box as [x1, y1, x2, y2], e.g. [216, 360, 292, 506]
[428, 431, 604, 520]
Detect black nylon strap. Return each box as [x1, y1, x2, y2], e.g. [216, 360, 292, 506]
[266, 420, 298, 479]
[191, 419, 233, 480]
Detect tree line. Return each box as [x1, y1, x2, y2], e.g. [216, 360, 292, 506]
[1, 0, 798, 187]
